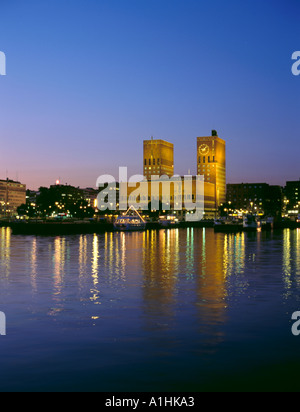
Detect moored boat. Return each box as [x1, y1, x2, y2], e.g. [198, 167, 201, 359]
[260, 216, 274, 231]
[213, 218, 243, 233]
[158, 215, 179, 228]
[114, 206, 146, 231]
[243, 214, 261, 232]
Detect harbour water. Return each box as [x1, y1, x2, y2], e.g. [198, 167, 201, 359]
[0, 226, 300, 392]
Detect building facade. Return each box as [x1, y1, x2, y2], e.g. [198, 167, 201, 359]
[197, 130, 226, 207]
[143, 138, 174, 180]
[82, 187, 99, 210]
[226, 183, 282, 216]
[123, 177, 216, 216]
[0, 179, 26, 216]
[283, 180, 300, 217]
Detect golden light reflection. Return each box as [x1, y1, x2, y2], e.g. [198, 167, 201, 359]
[185, 228, 194, 279]
[105, 232, 127, 283]
[296, 229, 300, 288]
[104, 232, 114, 280]
[194, 230, 227, 342]
[92, 234, 99, 284]
[223, 233, 246, 278]
[283, 229, 292, 298]
[30, 237, 38, 293]
[90, 234, 100, 305]
[141, 229, 181, 331]
[53, 237, 66, 296]
[223, 232, 248, 299]
[0, 227, 11, 278]
[120, 232, 126, 278]
[79, 235, 88, 277]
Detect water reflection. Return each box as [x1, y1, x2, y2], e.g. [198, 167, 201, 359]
[282, 229, 300, 300]
[91, 234, 100, 304]
[31, 237, 38, 293]
[2, 227, 300, 332]
[223, 232, 247, 298]
[53, 237, 66, 296]
[2, 227, 300, 391]
[283, 229, 292, 298]
[79, 235, 88, 277]
[194, 229, 227, 346]
[0, 227, 10, 278]
[141, 229, 180, 330]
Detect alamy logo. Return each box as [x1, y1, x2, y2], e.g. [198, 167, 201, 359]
[0, 312, 6, 335]
[0, 51, 6, 76]
[96, 167, 204, 215]
[292, 51, 300, 76]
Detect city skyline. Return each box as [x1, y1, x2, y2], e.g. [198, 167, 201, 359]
[1, 0, 300, 394]
[2, 130, 299, 193]
[0, 0, 299, 190]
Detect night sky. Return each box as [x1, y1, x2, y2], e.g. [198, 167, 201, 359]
[0, 0, 299, 190]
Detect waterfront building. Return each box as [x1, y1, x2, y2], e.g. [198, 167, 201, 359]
[37, 184, 95, 218]
[82, 187, 99, 210]
[26, 189, 40, 206]
[98, 134, 222, 218]
[0, 179, 26, 216]
[143, 138, 174, 180]
[226, 183, 282, 216]
[283, 180, 300, 218]
[197, 130, 226, 207]
[121, 177, 216, 218]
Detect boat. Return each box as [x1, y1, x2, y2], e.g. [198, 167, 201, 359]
[243, 214, 261, 232]
[158, 215, 179, 228]
[114, 206, 146, 231]
[260, 216, 274, 231]
[213, 218, 243, 233]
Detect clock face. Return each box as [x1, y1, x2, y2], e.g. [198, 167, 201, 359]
[199, 144, 209, 155]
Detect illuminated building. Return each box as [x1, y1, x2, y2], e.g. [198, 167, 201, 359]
[0, 179, 26, 216]
[226, 183, 282, 216]
[197, 130, 226, 207]
[143, 138, 174, 180]
[100, 134, 223, 218]
[122, 177, 216, 218]
[82, 187, 99, 210]
[283, 180, 300, 217]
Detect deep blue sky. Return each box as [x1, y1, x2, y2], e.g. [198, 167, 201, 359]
[0, 0, 299, 189]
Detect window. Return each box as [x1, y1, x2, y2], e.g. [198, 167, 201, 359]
[203, 157, 205, 163]
[144, 159, 147, 166]
[153, 159, 155, 165]
[149, 159, 151, 165]
[208, 156, 210, 163]
[157, 159, 160, 165]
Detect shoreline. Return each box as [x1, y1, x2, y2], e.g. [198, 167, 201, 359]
[1, 219, 299, 236]
[3, 220, 213, 236]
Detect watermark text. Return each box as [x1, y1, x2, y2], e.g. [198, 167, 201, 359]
[292, 51, 300, 76]
[0, 312, 6, 336]
[96, 167, 204, 215]
[0, 51, 6, 76]
[291, 311, 300, 336]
